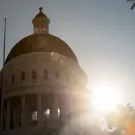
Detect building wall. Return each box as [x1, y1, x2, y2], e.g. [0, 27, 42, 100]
[3, 52, 87, 98]
[0, 52, 90, 135]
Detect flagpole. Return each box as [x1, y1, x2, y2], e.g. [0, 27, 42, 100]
[3, 18, 6, 64]
[0, 18, 6, 131]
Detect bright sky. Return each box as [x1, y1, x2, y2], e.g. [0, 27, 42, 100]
[0, 0, 135, 106]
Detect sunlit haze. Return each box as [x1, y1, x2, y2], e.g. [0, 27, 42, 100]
[89, 82, 123, 113]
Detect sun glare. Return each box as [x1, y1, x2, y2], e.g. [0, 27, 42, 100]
[90, 83, 122, 113]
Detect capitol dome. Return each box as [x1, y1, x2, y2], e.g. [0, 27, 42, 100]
[5, 7, 78, 64]
[5, 34, 78, 64]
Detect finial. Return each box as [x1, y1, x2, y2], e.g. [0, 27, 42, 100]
[39, 7, 43, 12]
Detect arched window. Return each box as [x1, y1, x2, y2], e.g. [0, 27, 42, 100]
[32, 110, 37, 121]
[21, 71, 25, 81]
[58, 108, 60, 117]
[44, 69, 48, 79]
[12, 74, 15, 84]
[44, 109, 50, 119]
[32, 70, 37, 80]
[55, 70, 60, 79]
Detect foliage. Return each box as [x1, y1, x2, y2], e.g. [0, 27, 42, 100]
[127, 0, 135, 10]
[105, 104, 135, 135]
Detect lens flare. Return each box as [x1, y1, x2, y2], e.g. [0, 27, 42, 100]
[90, 83, 122, 113]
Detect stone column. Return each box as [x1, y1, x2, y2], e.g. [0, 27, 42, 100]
[50, 94, 58, 120]
[6, 99, 11, 130]
[13, 108, 20, 128]
[37, 94, 43, 127]
[68, 92, 73, 118]
[22, 96, 25, 113]
[21, 96, 26, 127]
[71, 92, 81, 117]
[60, 92, 69, 125]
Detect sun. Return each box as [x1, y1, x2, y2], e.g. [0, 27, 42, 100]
[92, 89, 117, 113]
[90, 83, 121, 113]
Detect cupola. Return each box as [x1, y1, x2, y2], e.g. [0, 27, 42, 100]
[32, 7, 50, 34]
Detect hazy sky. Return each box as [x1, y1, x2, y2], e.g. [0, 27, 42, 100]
[0, 0, 135, 106]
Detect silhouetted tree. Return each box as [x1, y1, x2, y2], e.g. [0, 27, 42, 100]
[105, 103, 135, 135]
[127, 0, 135, 10]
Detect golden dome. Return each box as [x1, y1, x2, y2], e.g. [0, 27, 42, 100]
[5, 34, 78, 64]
